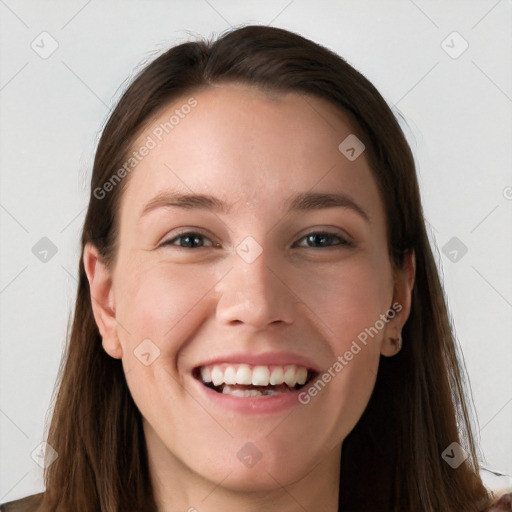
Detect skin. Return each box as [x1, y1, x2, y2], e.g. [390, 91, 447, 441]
[84, 83, 415, 512]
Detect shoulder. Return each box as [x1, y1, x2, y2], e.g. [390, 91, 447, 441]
[481, 467, 512, 512]
[0, 492, 44, 512]
[486, 492, 512, 512]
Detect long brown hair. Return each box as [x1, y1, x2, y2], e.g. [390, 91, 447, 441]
[39, 25, 492, 511]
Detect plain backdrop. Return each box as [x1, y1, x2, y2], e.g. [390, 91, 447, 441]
[1, 0, 511, 503]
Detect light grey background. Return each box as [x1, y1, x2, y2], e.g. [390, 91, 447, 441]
[1, 0, 511, 503]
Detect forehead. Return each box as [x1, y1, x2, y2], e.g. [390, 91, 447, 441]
[120, 83, 383, 222]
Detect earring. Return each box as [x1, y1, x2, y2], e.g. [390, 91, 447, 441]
[392, 333, 402, 353]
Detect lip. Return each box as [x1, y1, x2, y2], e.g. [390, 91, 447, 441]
[192, 351, 320, 372]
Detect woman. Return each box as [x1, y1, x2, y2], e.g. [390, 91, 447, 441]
[2, 25, 510, 512]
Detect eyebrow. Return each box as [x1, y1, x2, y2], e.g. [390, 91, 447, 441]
[140, 190, 370, 222]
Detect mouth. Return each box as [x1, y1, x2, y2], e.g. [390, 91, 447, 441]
[193, 363, 318, 398]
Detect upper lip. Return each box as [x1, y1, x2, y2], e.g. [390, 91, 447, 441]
[193, 351, 321, 372]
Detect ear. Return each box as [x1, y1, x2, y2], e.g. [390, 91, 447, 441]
[83, 243, 123, 359]
[381, 249, 415, 357]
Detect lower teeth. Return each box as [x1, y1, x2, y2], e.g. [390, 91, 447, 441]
[221, 385, 285, 397]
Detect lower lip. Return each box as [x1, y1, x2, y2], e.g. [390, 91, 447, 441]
[192, 377, 306, 414]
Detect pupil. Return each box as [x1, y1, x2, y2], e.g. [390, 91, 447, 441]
[184, 236, 201, 248]
[309, 234, 331, 247]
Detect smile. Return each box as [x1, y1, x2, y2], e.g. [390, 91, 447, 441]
[194, 363, 317, 398]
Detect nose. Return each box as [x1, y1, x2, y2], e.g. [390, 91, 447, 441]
[215, 247, 296, 330]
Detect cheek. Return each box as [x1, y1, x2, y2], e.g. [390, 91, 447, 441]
[113, 261, 222, 419]
[291, 253, 391, 432]
[325, 351, 380, 443]
[292, 252, 393, 347]
[113, 260, 221, 360]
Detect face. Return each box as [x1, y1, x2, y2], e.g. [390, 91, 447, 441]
[85, 83, 414, 493]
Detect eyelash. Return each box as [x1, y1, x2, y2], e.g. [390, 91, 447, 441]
[160, 230, 354, 250]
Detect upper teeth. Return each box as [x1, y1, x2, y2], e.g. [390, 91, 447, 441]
[199, 364, 308, 388]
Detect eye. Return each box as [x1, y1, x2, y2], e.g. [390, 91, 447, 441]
[160, 230, 354, 250]
[294, 231, 354, 249]
[160, 231, 217, 249]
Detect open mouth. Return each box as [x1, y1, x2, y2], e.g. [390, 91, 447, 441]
[193, 363, 318, 398]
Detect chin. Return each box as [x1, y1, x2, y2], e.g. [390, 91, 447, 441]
[189, 440, 324, 493]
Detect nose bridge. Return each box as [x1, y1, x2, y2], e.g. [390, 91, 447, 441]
[216, 243, 293, 328]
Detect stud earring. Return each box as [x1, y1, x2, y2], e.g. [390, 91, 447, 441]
[392, 333, 402, 353]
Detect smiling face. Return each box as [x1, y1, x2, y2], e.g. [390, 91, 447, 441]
[84, 82, 414, 499]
